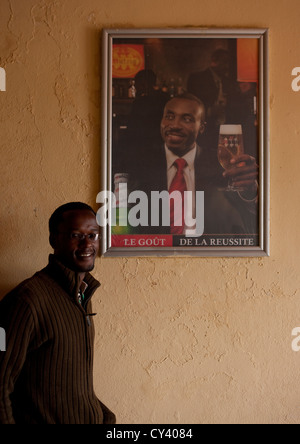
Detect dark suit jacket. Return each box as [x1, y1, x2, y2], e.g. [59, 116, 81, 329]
[125, 144, 258, 236]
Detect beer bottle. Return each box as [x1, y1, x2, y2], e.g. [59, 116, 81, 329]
[112, 173, 132, 235]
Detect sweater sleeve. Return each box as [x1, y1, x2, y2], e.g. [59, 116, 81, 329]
[0, 296, 35, 424]
[99, 400, 116, 424]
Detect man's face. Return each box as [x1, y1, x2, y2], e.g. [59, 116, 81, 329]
[52, 209, 100, 274]
[160, 98, 204, 156]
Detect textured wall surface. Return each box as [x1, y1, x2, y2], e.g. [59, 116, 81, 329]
[1, 0, 300, 424]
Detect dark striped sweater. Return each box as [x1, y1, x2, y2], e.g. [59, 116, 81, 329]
[0, 255, 116, 424]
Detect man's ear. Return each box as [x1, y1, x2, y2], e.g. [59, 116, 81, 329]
[199, 121, 206, 135]
[49, 233, 57, 250]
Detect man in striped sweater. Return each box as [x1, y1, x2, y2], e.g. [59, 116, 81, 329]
[0, 202, 116, 424]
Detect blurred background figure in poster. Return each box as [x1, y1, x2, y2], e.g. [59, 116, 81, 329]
[187, 49, 235, 150]
[123, 69, 169, 173]
[187, 48, 257, 157]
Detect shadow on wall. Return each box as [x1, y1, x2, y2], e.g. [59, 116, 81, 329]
[84, 26, 103, 203]
[0, 212, 50, 300]
[0, 28, 104, 300]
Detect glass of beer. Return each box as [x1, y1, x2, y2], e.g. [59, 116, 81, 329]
[217, 124, 244, 191]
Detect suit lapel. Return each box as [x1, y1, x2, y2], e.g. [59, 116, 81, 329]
[194, 145, 208, 192]
[148, 144, 208, 193]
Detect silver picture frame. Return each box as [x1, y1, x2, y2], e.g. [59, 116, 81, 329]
[101, 28, 269, 257]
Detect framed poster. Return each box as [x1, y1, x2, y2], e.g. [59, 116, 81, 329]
[99, 28, 269, 257]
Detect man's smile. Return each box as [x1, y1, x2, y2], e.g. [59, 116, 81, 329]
[76, 250, 95, 259]
[164, 130, 186, 142]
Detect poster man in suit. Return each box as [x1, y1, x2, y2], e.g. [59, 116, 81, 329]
[124, 93, 258, 237]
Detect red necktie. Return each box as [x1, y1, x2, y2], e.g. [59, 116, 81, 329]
[169, 158, 187, 234]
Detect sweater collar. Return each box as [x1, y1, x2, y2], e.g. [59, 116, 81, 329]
[47, 254, 100, 302]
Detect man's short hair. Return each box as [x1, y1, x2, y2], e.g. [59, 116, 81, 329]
[49, 202, 96, 235]
[135, 69, 156, 87]
[168, 93, 206, 120]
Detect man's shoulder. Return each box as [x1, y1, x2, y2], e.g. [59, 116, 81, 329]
[0, 272, 44, 327]
[127, 142, 166, 188]
[0, 268, 53, 309]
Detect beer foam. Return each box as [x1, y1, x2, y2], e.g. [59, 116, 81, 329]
[219, 124, 242, 135]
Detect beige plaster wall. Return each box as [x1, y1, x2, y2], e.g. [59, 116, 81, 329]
[1, 0, 300, 424]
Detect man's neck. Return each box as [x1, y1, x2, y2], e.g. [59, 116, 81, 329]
[53, 254, 87, 286]
[78, 272, 86, 287]
[166, 144, 196, 158]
